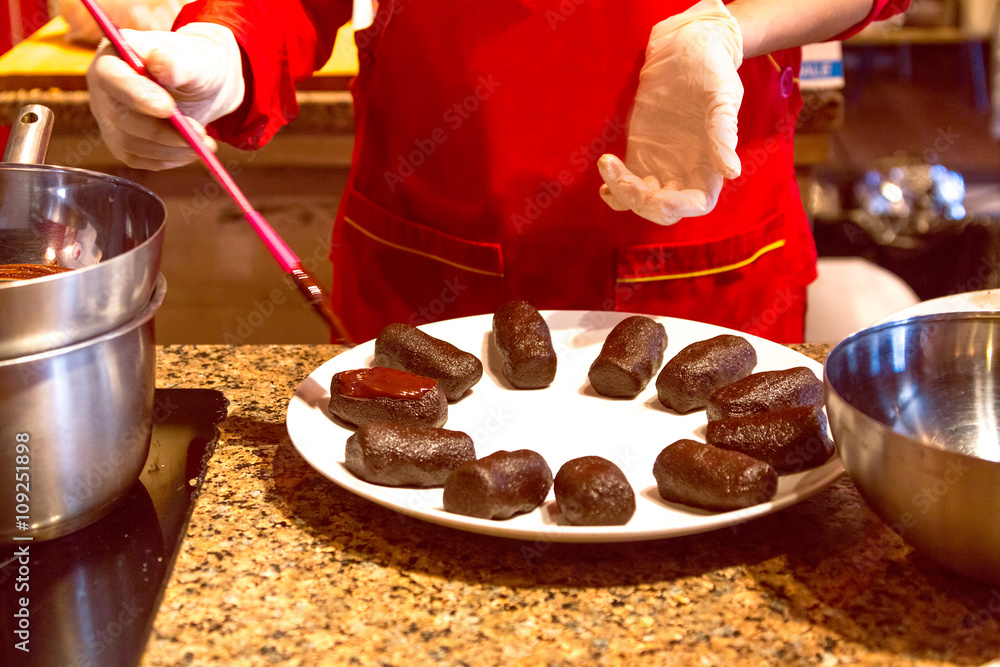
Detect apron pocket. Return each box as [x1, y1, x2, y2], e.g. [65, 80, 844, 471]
[613, 211, 806, 343]
[333, 190, 506, 340]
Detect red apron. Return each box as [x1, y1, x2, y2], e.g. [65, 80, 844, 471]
[179, 0, 911, 344]
[332, 0, 816, 344]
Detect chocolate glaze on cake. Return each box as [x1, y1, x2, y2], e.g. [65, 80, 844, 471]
[442, 449, 553, 520]
[554, 456, 635, 526]
[706, 404, 835, 473]
[492, 301, 557, 389]
[374, 323, 484, 401]
[344, 422, 475, 487]
[655, 334, 757, 413]
[706, 366, 823, 422]
[653, 439, 779, 512]
[328, 367, 448, 428]
[587, 316, 667, 398]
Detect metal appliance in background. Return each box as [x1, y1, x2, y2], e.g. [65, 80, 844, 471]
[852, 161, 968, 247]
[0, 105, 167, 542]
[809, 157, 1000, 301]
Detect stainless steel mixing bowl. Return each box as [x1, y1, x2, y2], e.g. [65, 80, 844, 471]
[0, 105, 166, 358]
[824, 311, 1000, 583]
[0, 275, 166, 543]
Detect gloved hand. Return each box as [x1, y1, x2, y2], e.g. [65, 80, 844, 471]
[352, 0, 376, 30]
[59, 0, 194, 45]
[598, 0, 744, 225]
[86, 23, 245, 170]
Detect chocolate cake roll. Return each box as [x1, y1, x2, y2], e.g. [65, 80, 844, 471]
[554, 456, 635, 526]
[374, 323, 484, 401]
[492, 301, 557, 389]
[653, 439, 779, 512]
[655, 334, 757, 413]
[328, 367, 448, 428]
[706, 366, 823, 422]
[344, 422, 475, 487]
[587, 316, 667, 398]
[442, 449, 553, 520]
[705, 404, 835, 473]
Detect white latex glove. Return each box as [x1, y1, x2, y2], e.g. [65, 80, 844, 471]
[598, 0, 744, 225]
[352, 0, 376, 30]
[86, 23, 245, 170]
[59, 0, 194, 45]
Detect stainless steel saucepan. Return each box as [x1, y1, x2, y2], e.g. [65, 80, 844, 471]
[0, 105, 168, 542]
[0, 275, 165, 542]
[0, 104, 165, 358]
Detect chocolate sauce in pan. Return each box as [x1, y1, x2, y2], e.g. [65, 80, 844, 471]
[336, 367, 437, 399]
[0, 263, 72, 283]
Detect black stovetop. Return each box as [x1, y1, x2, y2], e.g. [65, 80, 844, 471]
[1, 388, 228, 667]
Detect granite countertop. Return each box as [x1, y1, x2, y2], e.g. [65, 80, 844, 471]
[145, 344, 1000, 666]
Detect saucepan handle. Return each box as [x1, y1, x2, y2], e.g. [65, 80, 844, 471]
[3, 104, 54, 164]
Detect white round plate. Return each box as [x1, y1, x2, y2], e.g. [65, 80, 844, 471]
[286, 311, 844, 543]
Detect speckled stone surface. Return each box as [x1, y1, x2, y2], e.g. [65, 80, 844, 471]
[143, 344, 1000, 667]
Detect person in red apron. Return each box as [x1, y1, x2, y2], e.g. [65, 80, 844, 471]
[86, 0, 910, 344]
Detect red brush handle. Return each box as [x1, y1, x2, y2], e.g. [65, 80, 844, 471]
[80, 0, 354, 345]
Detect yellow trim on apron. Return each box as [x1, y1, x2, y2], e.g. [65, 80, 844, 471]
[343, 216, 505, 278]
[618, 239, 787, 284]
